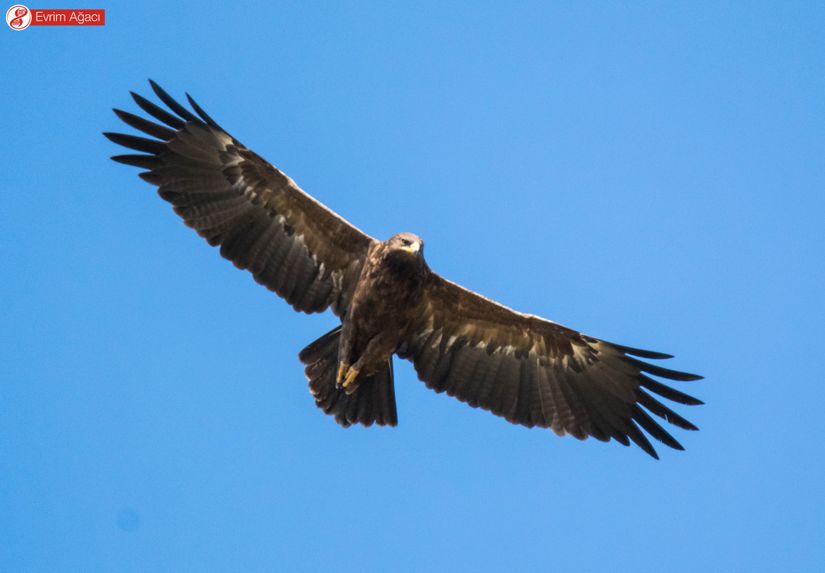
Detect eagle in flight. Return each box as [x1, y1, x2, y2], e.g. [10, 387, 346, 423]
[105, 81, 703, 459]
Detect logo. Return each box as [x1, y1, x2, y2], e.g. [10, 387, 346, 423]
[5, 5, 105, 29]
[6, 4, 31, 30]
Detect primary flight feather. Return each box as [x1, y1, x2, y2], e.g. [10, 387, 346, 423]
[105, 81, 703, 459]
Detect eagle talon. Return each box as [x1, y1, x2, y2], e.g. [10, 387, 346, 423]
[342, 367, 360, 394]
[336, 362, 349, 385]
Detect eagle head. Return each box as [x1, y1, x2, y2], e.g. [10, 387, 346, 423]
[380, 233, 428, 280]
[384, 233, 424, 260]
[386, 232, 424, 258]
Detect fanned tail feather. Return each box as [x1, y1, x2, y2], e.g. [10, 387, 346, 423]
[299, 326, 398, 427]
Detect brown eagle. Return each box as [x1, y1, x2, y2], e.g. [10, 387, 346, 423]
[105, 81, 703, 459]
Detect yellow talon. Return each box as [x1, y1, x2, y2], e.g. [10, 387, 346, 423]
[337, 362, 349, 385]
[342, 367, 360, 393]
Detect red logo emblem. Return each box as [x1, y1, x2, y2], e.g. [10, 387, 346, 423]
[6, 4, 31, 30]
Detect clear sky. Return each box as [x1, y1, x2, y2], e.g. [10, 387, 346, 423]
[2, 2, 824, 571]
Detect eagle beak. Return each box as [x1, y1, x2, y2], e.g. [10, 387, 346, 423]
[401, 242, 421, 255]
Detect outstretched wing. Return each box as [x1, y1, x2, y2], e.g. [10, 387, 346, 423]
[397, 274, 703, 458]
[105, 81, 374, 316]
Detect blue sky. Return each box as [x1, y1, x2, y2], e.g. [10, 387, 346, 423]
[2, 1, 824, 571]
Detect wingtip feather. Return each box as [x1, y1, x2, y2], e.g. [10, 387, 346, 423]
[148, 79, 198, 122]
[186, 92, 221, 129]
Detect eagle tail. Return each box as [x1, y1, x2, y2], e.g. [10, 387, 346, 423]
[299, 327, 398, 427]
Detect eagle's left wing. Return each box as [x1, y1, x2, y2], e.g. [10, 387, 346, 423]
[105, 81, 375, 317]
[396, 273, 703, 458]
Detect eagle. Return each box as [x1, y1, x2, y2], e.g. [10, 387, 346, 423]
[105, 81, 703, 459]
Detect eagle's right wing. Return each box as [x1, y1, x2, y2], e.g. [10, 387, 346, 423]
[397, 273, 703, 459]
[105, 81, 374, 316]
